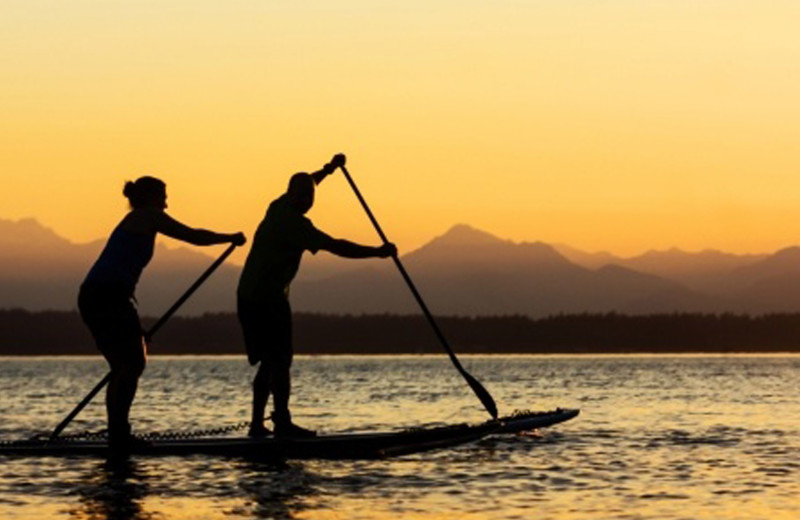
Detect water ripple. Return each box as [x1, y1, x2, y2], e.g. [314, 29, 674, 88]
[0, 355, 798, 520]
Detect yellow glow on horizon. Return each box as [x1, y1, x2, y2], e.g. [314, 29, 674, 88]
[3, 1, 800, 257]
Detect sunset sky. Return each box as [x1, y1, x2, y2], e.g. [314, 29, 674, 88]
[3, 1, 800, 259]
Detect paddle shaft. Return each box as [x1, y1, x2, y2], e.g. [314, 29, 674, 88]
[49, 243, 238, 441]
[339, 165, 498, 419]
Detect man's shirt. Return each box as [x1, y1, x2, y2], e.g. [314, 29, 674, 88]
[238, 194, 334, 301]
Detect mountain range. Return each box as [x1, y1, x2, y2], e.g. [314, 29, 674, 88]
[3, 217, 800, 317]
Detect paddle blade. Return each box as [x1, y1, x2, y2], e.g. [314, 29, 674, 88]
[465, 372, 498, 419]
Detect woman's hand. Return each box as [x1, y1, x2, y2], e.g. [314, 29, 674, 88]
[231, 232, 247, 246]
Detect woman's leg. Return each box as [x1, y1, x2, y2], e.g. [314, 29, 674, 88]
[106, 337, 146, 441]
[79, 285, 146, 446]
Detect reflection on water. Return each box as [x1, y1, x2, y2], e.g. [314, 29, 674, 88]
[235, 460, 319, 520]
[0, 355, 798, 519]
[73, 459, 153, 520]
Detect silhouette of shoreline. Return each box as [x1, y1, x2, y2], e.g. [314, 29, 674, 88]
[2, 309, 799, 355]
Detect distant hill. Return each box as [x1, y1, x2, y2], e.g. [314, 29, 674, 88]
[4, 217, 800, 316]
[552, 243, 618, 270]
[292, 225, 707, 315]
[555, 243, 767, 293]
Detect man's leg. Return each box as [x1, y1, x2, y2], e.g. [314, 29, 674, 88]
[269, 360, 291, 424]
[257, 295, 314, 438]
[240, 297, 274, 437]
[270, 351, 315, 438]
[249, 363, 272, 436]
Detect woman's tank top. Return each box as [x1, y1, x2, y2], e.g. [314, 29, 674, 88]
[83, 223, 155, 295]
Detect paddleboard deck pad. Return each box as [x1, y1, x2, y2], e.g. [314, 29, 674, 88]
[0, 408, 578, 460]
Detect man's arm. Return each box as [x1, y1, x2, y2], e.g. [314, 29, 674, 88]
[310, 153, 346, 185]
[322, 239, 397, 259]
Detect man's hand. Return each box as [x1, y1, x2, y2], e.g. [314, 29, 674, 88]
[329, 153, 346, 170]
[316, 154, 345, 182]
[377, 242, 397, 258]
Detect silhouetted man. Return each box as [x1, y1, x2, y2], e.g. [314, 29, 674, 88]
[238, 153, 396, 438]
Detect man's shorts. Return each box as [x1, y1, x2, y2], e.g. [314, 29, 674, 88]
[237, 295, 293, 367]
[78, 283, 146, 372]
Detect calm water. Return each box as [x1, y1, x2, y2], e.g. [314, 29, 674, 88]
[0, 355, 797, 519]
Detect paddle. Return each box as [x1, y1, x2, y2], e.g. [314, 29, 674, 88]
[339, 165, 499, 420]
[49, 243, 239, 441]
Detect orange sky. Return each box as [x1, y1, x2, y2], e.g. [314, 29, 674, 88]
[3, 1, 800, 259]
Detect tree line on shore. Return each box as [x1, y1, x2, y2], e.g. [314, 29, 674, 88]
[2, 309, 800, 355]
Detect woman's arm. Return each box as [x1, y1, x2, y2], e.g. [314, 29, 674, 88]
[156, 212, 245, 246]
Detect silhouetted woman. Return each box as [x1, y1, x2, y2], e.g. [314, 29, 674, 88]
[78, 176, 245, 451]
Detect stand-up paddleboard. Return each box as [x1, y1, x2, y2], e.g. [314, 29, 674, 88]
[495, 408, 580, 434]
[0, 408, 578, 460]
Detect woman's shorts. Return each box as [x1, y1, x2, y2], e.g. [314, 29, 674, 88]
[78, 283, 145, 371]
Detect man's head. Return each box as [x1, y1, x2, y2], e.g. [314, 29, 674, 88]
[287, 173, 315, 214]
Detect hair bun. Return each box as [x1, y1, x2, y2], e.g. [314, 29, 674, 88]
[122, 176, 166, 208]
[123, 181, 137, 199]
